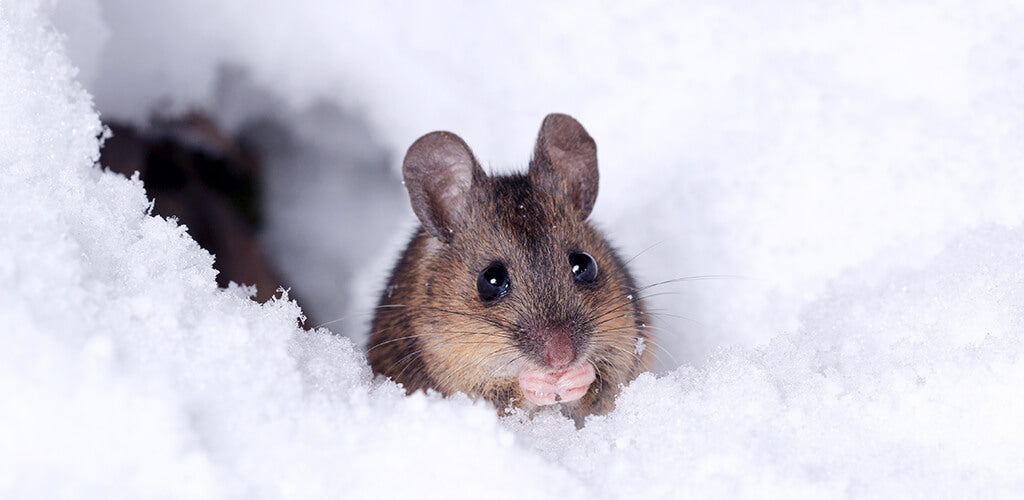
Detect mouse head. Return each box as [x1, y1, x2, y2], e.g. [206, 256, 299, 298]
[401, 113, 646, 411]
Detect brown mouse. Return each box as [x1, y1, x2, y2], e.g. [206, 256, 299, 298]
[367, 113, 651, 419]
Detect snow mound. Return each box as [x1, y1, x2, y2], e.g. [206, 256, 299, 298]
[2, 1, 1023, 498]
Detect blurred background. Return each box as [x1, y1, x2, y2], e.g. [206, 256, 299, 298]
[54, 0, 1024, 369]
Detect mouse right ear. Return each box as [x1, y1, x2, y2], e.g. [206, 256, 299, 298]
[529, 113, 599, 220]
[402, 131, 485, 242]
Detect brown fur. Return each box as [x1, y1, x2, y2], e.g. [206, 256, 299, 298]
[367, 114, 652, 419]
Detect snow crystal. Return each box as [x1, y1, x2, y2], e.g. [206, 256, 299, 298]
[2, 0, 1023, 498]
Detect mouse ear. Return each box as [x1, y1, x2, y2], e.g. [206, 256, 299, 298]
[529, 113, 599, 219]
[402, 131, 485, 241]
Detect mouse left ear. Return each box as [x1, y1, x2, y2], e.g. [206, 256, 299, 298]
[403, 131, 485, 242]
[529, 113, 599, 219]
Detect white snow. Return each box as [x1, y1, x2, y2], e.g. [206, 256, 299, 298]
[2, 0, 1023, 497]
[634, 337, 646, 357]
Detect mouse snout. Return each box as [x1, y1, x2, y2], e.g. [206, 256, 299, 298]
[542, 330, 574, 370]
[522, 322, 578, 371]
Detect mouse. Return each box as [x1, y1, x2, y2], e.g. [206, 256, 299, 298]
[367, 113, 651, 419]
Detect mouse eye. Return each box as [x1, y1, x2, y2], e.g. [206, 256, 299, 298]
[569, 252, 598, 283]
[477, 262, 510, 302]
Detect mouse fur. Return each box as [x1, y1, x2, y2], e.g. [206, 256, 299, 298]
[367, 113, 651, 418]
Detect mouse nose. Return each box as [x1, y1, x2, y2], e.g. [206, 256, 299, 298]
[541, 329, 575, 370]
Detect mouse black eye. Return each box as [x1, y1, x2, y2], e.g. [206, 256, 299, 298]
[569, 252, 598, 283]
[477, 262, 510, 302]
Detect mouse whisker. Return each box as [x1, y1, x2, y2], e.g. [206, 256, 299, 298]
[634, 291, 685, 301]
[623, 240, 666, 265]
[632, 334, 678, 368]
[632, 274, 749, 293]
[586, 299, 639, 326]
[594, 340, 644, 362]
[585, 357, 605, 389]
[589, 329, 674, 368]
[488, 353, 530, 411]
[477, 351, 525, 390]
[391, 347, 429, 383]
[375, 303, 517, 331]
[311, 316, 349, 330]
[394, 342, 513, 392]
[388, 333, 511, 384]
[374, 332, 515, 354]
[588, 325, 646, 337]
[367, 328, 515, 352]
[312, 307, 394, 330]
[638, 310, 705, 327]
[435, 347, 521, 394]
[589, 311, 638, 329]
[370, 313, 517, 338]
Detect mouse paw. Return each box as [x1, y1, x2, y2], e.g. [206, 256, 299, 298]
[519, 362, 596, 406]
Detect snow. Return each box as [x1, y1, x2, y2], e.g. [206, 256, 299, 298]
[1, 0, 1023, 497]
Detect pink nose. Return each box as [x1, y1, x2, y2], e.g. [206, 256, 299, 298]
[542, 330, 574, 370]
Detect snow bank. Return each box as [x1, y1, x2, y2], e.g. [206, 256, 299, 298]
[2, 0, 1023, 498]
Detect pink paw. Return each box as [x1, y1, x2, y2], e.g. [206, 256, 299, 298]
[518, 362, 596, 406]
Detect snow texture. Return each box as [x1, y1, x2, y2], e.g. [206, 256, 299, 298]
[1, 0, 1023, 497]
